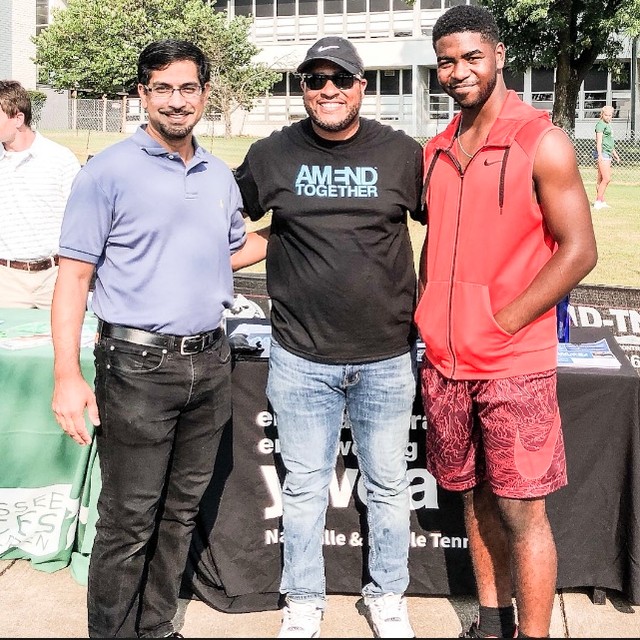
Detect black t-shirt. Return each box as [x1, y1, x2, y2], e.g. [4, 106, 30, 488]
[234, 117, 424, 364]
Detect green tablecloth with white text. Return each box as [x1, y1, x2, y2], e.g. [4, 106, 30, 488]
[0, 308, 99, 583]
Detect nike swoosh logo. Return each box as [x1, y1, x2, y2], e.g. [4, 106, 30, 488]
[484, 159, 501, 166]
[317, 46, 340, 52]
[513, 409, 561, 479]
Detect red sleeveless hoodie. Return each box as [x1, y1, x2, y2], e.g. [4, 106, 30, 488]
[414, 91, 558, 380]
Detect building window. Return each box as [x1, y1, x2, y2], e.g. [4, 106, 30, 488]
[267, 72, 303, 98]
[290, 72, 304, 96]
[270, 76, 287, 97]
[428, 68, 450, 119]
[531, 68, 554, 114]
[277, 0, 296, 16]
[363, 70, 377, 93]
[611, 62, 631, 91]
[402, 68, 412, 95]
[235, 0, 253, 16]
[256, 1, 274, 17]
[36, 0, 49, 35]
[347, 0, 367, 12]
[325, 0, 344, 13]
[503, 68, 524, 100]
[610, 62, 631, 121]
[299, 0, 318, 15]
[380, 70, 400, 95]
[370, 0, 389, 11]
[583, 63, 607, 118]
[584, 64, 608, 90]
[430, 95, 451, 120]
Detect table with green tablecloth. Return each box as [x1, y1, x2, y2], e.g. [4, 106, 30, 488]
[0, 308, 100, 583]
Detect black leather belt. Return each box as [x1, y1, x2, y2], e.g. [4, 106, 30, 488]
[0, 255, 59, 272]
[97, 320, 223, 356]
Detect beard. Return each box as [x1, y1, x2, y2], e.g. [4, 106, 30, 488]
[304, 99, 362, 133]
[151, 111, 197, 141]
[448, 72, 498, 110]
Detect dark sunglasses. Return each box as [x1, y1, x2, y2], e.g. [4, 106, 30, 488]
[301, 72, 360, 91]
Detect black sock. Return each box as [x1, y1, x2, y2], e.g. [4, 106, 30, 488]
[477, 605, 516, 637]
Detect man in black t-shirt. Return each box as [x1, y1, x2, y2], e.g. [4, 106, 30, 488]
[233, 36, 424, 639]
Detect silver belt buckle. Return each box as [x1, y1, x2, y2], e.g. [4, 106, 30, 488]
[180, 334, 202, 355]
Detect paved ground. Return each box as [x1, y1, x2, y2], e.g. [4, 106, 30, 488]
[1, 558, 639, 637]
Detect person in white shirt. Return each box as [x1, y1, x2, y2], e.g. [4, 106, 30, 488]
[0, 80, 80, 308]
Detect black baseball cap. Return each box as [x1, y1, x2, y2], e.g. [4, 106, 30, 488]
[297, 36, 364, 76]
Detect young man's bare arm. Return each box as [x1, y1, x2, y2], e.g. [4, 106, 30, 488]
[51, 257, 100, 445]
[494, 128, 598, 335]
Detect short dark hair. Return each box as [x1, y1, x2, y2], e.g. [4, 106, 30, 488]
[432, 5, 500, 47]
[0, 80, 32, 127]
[137, 40, 211, 88]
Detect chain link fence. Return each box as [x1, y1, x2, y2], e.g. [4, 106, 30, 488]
[572, 137, 640, 186]
[38, 94, 640, 184]
[415, 136, 640, 185]
[38, 93, 144, 133]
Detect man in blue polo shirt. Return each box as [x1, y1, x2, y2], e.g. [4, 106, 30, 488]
[51, 40, 246, 638]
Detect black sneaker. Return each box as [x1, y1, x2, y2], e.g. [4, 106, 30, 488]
[459, 621, 518, 637]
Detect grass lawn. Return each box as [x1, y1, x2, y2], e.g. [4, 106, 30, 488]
[41, 129, 258, 168]
[578, 183, 640, 288]
[42, 129, 640, 289]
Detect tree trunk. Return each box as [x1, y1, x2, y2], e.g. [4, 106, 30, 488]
[553, 46, 601, 134]
[102, 95, 108, 132]
[121, 94, 127, 133]
[553, 58, 582, 133]
[71, 89, 78, 131]
[224, 104, 232, 138]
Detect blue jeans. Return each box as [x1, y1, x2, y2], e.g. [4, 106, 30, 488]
[89, 332, 231, 637]
[267, 340, 416, 604]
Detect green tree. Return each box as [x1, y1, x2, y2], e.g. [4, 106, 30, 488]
[33, 0, 280, 135]
[407, 0, 640, 132]
[482, 0, 640, 131]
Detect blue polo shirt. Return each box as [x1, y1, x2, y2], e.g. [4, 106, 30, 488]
[59, 126, 246, 335]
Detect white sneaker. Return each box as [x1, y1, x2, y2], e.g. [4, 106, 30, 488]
[278, 599, 323, 638]
[364, 593, 415, 638]
[593, 200, 610, 210]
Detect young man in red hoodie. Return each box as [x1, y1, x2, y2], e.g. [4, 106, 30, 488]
[414, 6, 598, 638]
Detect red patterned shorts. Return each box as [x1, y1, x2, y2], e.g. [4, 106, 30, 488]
[420, 360, 567, 499]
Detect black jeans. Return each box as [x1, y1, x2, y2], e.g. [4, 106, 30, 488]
[89, 332, 231, 637]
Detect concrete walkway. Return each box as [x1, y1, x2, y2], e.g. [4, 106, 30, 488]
[1, 558, 638, 637]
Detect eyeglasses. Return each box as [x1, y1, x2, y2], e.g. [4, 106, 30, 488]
[301, 73, 361, 91]
[144, 84, 203, 100]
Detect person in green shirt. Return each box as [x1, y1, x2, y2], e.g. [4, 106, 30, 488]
[593, 105, 621, 210]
